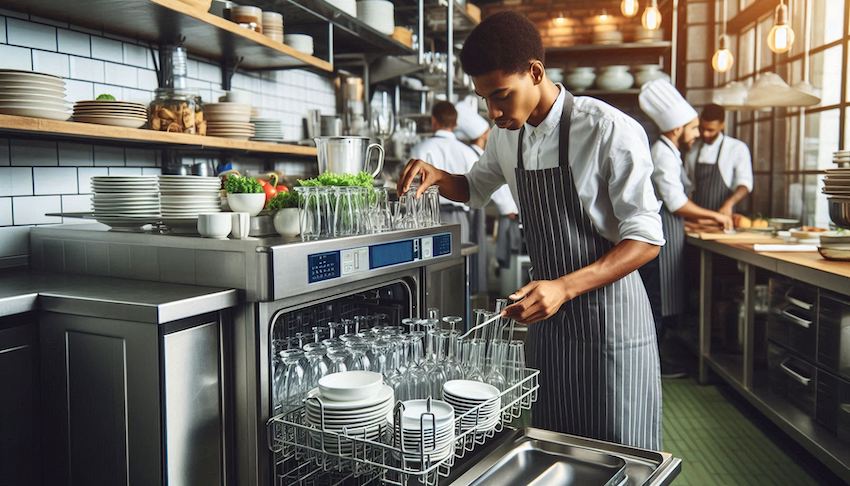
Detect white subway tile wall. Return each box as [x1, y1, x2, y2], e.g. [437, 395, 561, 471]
[0, 10, 336, 262]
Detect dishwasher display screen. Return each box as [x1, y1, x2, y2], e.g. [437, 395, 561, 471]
[433, 233, 452, 256]
[369, 240, 415, 269]
[308, 251, 341, 283]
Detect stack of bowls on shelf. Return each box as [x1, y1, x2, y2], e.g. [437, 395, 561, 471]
[91, 176, 161, 230]
[356, 0, 395, 35]
[250, 118, 284, 142]
[204, 103, 254, 139]
[231, 5, 263, 33]
[262, 11, 284, 42]
[73, 100, 148, 128]
[635, 26, 664, 43]
[564, 67, 595, 92]
[158, 175, 222, 232]
[393, 399, 456, 465]
[0, 69, 70, 120]
[305, 371, 394, 455]
[833, 150, 850, 168]
[442, 380, 501, 433]
[284, 34, 314, 55]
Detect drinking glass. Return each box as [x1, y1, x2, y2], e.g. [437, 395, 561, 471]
[424, 186, 440, 226]
[345, 341, 372, 371]
[506, 340, 527, 408]
[333, 186, 357, 237]
[370, 188, 392, 232]
[443, 330, 465, 381]
[326, 345, 350, 374]
[278, 349, 307, 411]
[442, 316, 463, 332]
[370, 340, 391, 378]
[317, 187, 335, 238]
[354, 315, 370, 333]
[463, 338, 486, 382]
[341, 318, 355, 335]
[303, 342, 330, 389]
[472, 309, 488, 340]
[295, 186, 319, 241]
[484, 339, 508, 391]
[328, 322, 345, 339]
[311, 326, 329, 343]
[427, 307, 441, 322]
[427, 332, 449, 398]
[385, 336, 407, 400]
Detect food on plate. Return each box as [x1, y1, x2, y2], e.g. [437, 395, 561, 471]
[799, 226, 827, 232]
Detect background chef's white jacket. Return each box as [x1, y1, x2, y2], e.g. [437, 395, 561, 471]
[464, 85, 664, 246]
[411, 130, 477, 210]
[469, 144, 519, 215]
[650, 136, 690, 213]
[685, 133, 753, 192]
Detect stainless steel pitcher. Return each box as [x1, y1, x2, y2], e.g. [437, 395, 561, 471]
[314, 136, 385, 178]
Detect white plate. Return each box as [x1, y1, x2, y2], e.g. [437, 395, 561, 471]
[399, 399, 454, 426]
[305, 385, 393, 411]
[93, 176, 158, 181]
[443, 381, 499, 401]
[318, 371, 384, 401]
[306, 406, 394, 427]
[0, 106, 71, 120]
[74, 116, 147, 128]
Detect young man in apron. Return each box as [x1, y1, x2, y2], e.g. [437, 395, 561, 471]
[685, 104, 753, 214]
[638, 81, 732, 374]
[399, 11, 664, 450]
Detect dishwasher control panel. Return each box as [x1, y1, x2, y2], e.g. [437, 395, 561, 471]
[307, 232, 452, 284]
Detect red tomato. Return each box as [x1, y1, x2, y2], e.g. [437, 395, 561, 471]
[276, 184, 288, 193]
[259, 179, 277, 204]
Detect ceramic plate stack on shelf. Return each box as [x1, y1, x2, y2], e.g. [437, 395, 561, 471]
[91, 176, 160, 230]
[305, 372, 394, 454]
[284, 34, 314, 55]
[158, 175, 222, 232]
[442, 380, 501, 433]
[393, 399, 456, 464]
[356, 0, 395, 35]
[250, 118, 284, 142]
[205, 103, 254, 139]
[262, 11, 284, 42]
[73, 100, 147, 128]
[833, 150, 850, 168]
[0, 70, 71, 120]
[822, 168, 850, 197]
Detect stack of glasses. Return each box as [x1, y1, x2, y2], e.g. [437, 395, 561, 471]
[270, 301, 528, 432]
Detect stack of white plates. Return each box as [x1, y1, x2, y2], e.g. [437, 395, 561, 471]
[305, 377, 394, 454]
[393, 399, 456, 464]
[356, 0, 395, 35]
[262, 11, 284, 42]
[833, 150, 850, 167]
[158, 175, 222, 231]
[205, 102, 254, 139]
[822, 168, 850, 196]
[284, 34, 314, 55]
[250, 118, 284, 142]
[0, 70, 70, 120]
[73, 100, 147, 128]
[91, 176, 160, 230]
[442, 380, 501, 433]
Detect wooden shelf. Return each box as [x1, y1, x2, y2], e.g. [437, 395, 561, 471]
[546, 41, 672, 54]
[0, 115, 317, 157]
[1, 0, 332, 72]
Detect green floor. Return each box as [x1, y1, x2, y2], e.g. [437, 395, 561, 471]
[662, 378, 820, 486]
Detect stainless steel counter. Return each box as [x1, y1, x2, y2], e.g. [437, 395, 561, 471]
[0, 270, 237, 323]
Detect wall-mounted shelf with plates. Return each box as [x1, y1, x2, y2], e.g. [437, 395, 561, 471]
[546, 41, 672, 54]
[0, 0, 333, 72]
[0, 114, 317, 157]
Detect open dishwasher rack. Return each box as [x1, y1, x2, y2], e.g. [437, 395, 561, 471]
[267, 368, 540, 485]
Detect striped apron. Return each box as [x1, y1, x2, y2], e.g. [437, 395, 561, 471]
[692, 138, 731, 210]
[518, 92, 662, 450]
[656, 138, 686, 318]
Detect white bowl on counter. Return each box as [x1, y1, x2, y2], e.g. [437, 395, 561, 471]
[227, 193, 266, 216]
[197, 212, 232, 239]
[356, 0, 395, 35]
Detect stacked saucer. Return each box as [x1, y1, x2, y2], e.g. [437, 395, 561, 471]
[442, 380, 501, 433]
[158, 175, 222, 232]
[393, 399, 456, 464]
[305, 372, 393, 454]
[0, 69, 70, 120]
[833, 150, 850, 168]
[263, 11, 284, 42]
[822, 168, 850, 197]
[91, 176, 161, 230]
[205, 103, 254, 139]
[250, 118, 284, 142]
[73, 100, 147, 128]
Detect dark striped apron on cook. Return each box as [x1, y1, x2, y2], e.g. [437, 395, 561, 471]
[656, 137, 686, 318]
[692, 137, 731, 211]
[518, 92, 662, 450]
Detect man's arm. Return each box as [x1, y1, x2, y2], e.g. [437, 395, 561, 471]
[397, 159, 471, 200]
[674, 200, 732, 229]
[503, 239, 660, 323]
[718, 185, 750, 216]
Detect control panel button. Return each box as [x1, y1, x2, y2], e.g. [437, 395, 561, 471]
[421, 237, 433, 259]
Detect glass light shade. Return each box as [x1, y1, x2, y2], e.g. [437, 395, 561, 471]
[641, 4, 662, 30]
[712, 48, 735, 72]
[621, 0, 639, 17]
[767, 24, 795, 53]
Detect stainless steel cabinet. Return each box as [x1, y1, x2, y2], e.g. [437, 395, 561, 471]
[768, 277, 818, 361]
[818, 291, 850, 381]
[39, 311, 231, 486]
[0, 313, 40, 486]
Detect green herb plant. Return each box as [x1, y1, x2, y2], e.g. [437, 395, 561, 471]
[267, 191, 300, 210]
[298, 171, 373, 188]
[224, 175, 264, 194]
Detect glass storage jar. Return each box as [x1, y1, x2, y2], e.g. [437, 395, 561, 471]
[148, 88, 205, 135]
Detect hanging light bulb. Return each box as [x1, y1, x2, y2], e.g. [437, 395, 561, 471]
[767, 0, 795, 54]
[712, 36, 735, 72]
[642, 0, 662, 30]
[553, 11, 568, 27]
[621, 0, 639, 18]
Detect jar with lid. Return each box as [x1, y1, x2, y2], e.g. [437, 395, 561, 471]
[148, 88, 205, 135]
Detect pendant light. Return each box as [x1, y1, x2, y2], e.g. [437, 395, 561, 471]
[553, 11, 568, 27]
[767, 0, 795, 54]
[642, 0, 662, 31]
[711, 0, 734, 73]
[621, 0, 639, 18]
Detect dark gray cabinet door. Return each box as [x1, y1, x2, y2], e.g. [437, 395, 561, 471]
[0, 314, 40, 486]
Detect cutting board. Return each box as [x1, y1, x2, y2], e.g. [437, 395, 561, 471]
[688, 231, 781, 243]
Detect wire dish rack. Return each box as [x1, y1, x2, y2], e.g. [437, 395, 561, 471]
[267, 367, 539, 485]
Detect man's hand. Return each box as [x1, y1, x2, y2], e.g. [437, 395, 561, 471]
[711, 211, 733, 230]
[502, 279, 572, 324]
[397, 159, 443, 198]
[718, 202, 734, 218]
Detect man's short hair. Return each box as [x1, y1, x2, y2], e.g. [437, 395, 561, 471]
[460, 11, 544, 76]
[701, 103, 726, 122]
[432, 101, 458, 128]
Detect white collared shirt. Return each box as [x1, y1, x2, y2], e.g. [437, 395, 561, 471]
[411, 130, 478, 210]
[650, 136, 689, 213]
[685, 133, 753, 192]
[469, 144, 519, 215]
[464, 85, 664, 246]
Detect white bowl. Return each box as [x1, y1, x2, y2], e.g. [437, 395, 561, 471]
[227, 193, 266, 216]
[319, 371, 383, 401]
[273, 207, 300, 237]
[284, 34, 314, 55]
[197, 212, 232, 239]
[356, 0, 395, 35]
[220, 90, 252, 105]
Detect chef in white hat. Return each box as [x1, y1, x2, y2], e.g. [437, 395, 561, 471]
[639, 79, 732, 358]
[455, 98, 522, 277]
